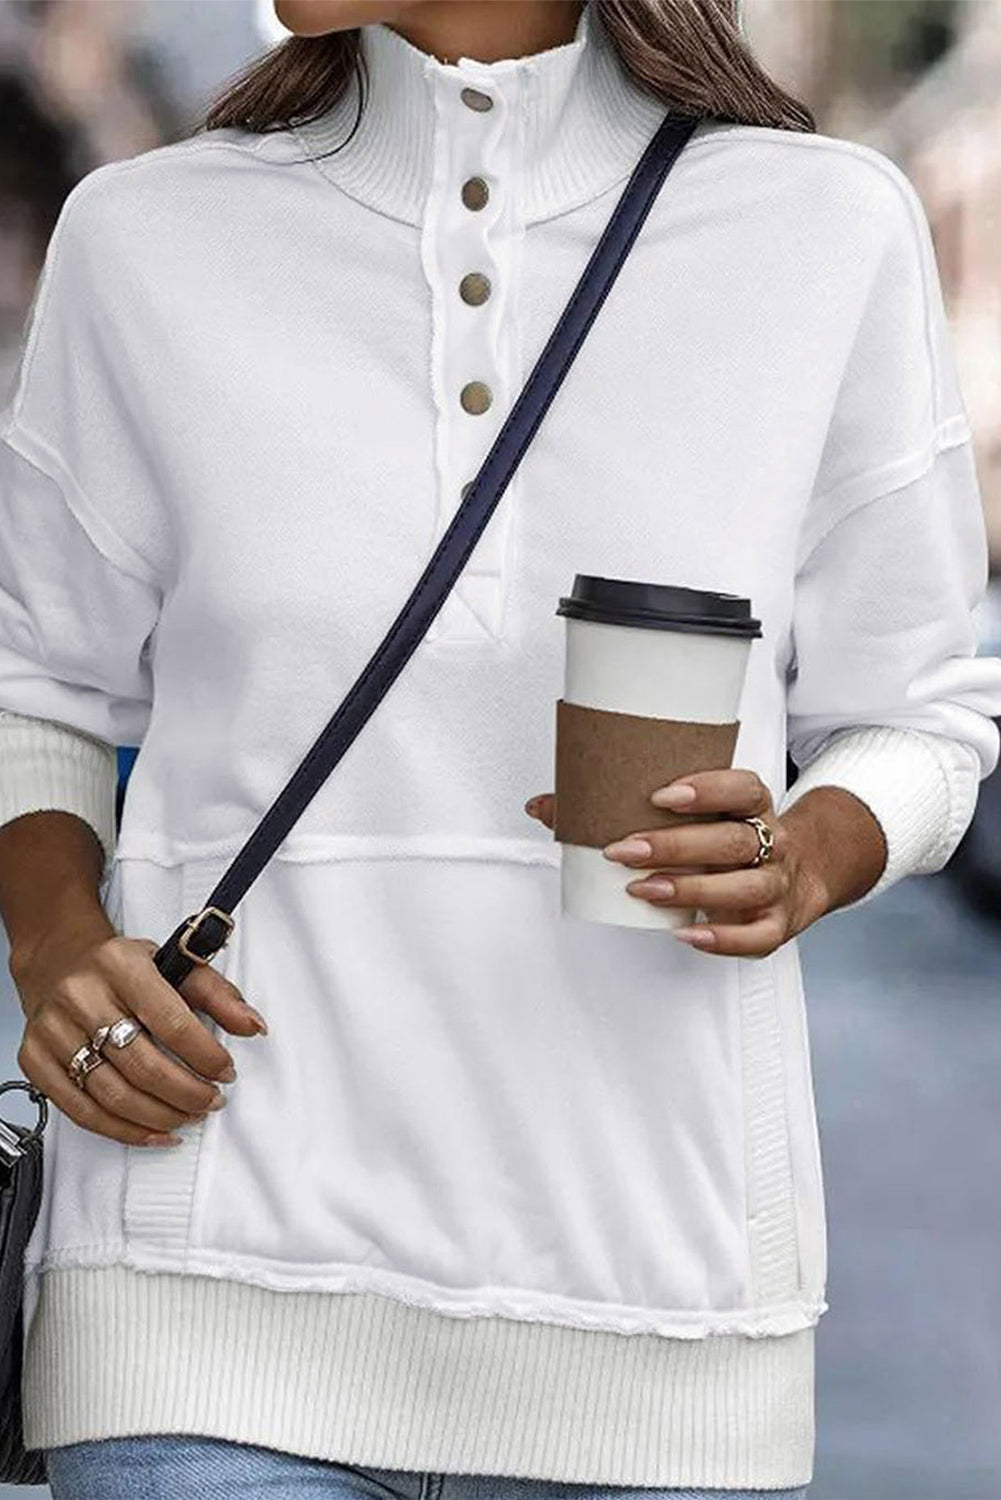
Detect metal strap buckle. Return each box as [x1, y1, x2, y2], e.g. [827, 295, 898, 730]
[177, 906, 235, 965]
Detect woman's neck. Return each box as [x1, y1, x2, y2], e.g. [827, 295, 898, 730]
[387, 0, 585, 67]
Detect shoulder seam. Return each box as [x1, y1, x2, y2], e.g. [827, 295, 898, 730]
[1, 421, 159, 588]
[693, 127, 945, 426]
[798, 414, 972, 565]
[10, 132, 273, 425]
[686, 122, 916, 186]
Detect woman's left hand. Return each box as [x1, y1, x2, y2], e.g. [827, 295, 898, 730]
[524, 767, 831, 956]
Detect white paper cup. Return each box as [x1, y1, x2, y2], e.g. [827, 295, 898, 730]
[555, 576, 760, 931]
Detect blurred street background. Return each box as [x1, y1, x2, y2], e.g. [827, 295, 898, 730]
[1, 1, 1000, 1495]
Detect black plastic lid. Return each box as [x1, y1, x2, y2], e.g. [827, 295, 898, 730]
[556, 574, 761, 639]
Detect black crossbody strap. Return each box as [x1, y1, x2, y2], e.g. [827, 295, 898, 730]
[154, 109, 702, 988]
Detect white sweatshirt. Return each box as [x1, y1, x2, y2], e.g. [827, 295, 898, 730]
[2, 3, 1000, 1489]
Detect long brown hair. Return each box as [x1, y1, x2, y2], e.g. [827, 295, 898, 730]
[196, 0, 815, 143]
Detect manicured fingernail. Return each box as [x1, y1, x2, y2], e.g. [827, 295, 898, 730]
[245, 1006, 268, 1035]
[219, 1063, 237, 1082]
[207, 1090, 227, 1111]
[524, 798, 541, 817]
[651, 783, 697, 807]
[603, 838, 652, 862]
[629, 878, 675, 897]
[144, 1133, 182, 1147]
[673, 927, 715, 947]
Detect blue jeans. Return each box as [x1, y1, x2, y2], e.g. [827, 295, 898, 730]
[44, 1435, 810, 1499]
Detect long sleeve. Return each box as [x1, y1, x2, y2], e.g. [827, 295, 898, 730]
[0, 170, 164, 882]
[0, 436, 156, 882]
[777, 160, 1001, 909]
[0, 436, 158, 742]
[0, 708, 118, 878]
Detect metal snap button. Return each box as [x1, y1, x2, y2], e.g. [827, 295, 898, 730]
[460, 381, 493, 415]
[460, 481, 475, 501]
[459, 272, 491, 306]
[460, 87, 494, 112]
[461, 176, 489, 211]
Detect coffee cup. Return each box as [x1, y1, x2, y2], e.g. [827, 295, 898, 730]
[553, 574, 761, 930]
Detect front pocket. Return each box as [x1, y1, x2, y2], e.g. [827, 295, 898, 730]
[169, 848, 760, 1332]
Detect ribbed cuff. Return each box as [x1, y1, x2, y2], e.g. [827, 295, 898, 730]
[23, 1264, 816, 1489]
[778, 724, 981, 909]
[0, 709, 117, 880]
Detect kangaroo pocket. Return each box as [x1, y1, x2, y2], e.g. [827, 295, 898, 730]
[114, 841, 814, 1337]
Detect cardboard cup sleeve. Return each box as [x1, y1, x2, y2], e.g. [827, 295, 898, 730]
[552, 698, 741, 849]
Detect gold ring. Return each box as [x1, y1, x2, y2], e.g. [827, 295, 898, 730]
[742, 814, 775, 867]
[90, 1016, 143, 1053]
[67, 1043, 105, 1090]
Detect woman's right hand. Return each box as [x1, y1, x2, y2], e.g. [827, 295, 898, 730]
[11, 916, 267, 1148]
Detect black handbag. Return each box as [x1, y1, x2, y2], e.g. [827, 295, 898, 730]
[0, 107, 701, 1481]
[0, 1084, 48, 1485]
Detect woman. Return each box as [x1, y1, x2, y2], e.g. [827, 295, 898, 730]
[1, 0, 999, 1495]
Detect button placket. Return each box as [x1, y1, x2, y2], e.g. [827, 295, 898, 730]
[420, 64, 526, 644]
[459, 272, 491, 306]
[460, 176, 490, 212]
[460, 86, 494, 112]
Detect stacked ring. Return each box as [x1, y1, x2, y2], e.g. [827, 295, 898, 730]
[67, 1043, 105, 1090]
[66, 1016, 145, 1090]
[91, 1016, 143, 1054]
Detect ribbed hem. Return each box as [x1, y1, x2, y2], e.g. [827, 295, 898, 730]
[778, 723, 980, 909]
[0, 709, 117, 879]
[23, 1265, 816, 1489]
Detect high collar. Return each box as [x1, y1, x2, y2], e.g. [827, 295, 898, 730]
[289, 2, 671, 226]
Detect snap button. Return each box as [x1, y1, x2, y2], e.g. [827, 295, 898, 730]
[461, 176, 490, 211]
[460, 481, 475, 501]
[460, 87, 494, 112]
[459, 272, 491, 306]
[460, 381, 493, 415]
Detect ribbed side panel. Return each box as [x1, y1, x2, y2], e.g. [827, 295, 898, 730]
[739, 959, 801, 1305]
